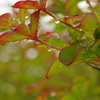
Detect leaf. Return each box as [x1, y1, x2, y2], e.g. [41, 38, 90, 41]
[94, 27, 100, 40]
[90, 39, 100, 57]
[84, 59, 100, 71]
[41, 0, 47, 6]
[59, 46, 78, 66]
[0, 13, 11, 23]
[61, 93, 77, 100]
[12, 1, 41, 9]
[76, 13, 98, 40]
[59, 46, 97, 66]
[64, 14, 81, 26]
[13, 23, 32, 36]
[0, 23, 32, 45]
[0, 21, 10, 32]
[0, 13, 11, 31]
[19, 9, 28, 23]
[46, 59, 67, 79]
[44, 33, 68, 48]
[30, 10, 40, 36]
[77, 13, 98, 31]
[0, 31, 29, 45]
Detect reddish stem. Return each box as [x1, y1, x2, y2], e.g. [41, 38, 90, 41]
[44, 10, 94, 41]
[36, 38, 61, 50]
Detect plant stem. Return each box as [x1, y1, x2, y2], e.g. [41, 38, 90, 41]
[44, 10, 95, 41]
[36, 38, 61, 50]
[86, 0, 100, 26]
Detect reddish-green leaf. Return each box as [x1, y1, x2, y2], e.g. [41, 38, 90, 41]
[0, 31, 29, 45]
[59, 46, 97, 66]
[13, 23, 32, 36]
[0, 13, 11, 31]
[30, 10, 40, 36]
[46, 59, 67, 79]
[0, 23, 32, 45]
[0, 21, 10, 31]
[12, 1, 41, 9]
[0, 13, 11, 23]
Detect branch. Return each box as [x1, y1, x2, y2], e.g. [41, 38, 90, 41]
[44, 10, 95, 41]
[36, 38, 61, 50]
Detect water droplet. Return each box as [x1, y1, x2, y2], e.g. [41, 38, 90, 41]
[73, 21, 80, 27]
[80, 29, 83, 31]
[25, 16, 28, 19]
[14, 41, 19, 44]
[46, 45, 52, 52]
[55, 19, 60, 24]
[50, 92, 56, 97]
[36, 41, 41, 44]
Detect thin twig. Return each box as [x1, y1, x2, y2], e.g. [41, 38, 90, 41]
[44, 10, 95, 41]
[36, 38, 61, 50]
[86, 0, 100, 26]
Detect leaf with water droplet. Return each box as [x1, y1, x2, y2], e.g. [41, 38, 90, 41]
[64, 14, 81, 26]
[55, 19, 60, 24]
[0, 23, 32, 45]
[46, 59, 67, 79]
[59, 46, 97, 66]
[46, 45, 52, 52]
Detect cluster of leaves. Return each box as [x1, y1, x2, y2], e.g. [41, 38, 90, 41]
[0, 0, 100, 99]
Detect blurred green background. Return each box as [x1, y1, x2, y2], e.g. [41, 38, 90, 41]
[0, 0, 100, 100]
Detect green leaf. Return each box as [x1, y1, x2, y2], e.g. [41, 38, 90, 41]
[46, 59, 67, 79]
[12, 1, 41, 9]
[90, 39, 100, 57]
[77, 13, 98, 31]
[30, 10, 40, 36]
[45, 33, 68, 48]
[94, 27, 100, 40]
[64, 14, 81, 26]
[61, 93, 77, 100]
[59, 46, 97, 66]
[77, 13, 98, 40]
[19, 9, 28, 23]
[59, 46, 78, 66]
[0, 21, 10, 32]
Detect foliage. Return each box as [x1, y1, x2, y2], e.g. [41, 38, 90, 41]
[0, 0, 100, 100]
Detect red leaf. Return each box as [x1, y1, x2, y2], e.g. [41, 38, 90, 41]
[30, 10, 40, 36]
[12, 1, 41, 9]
